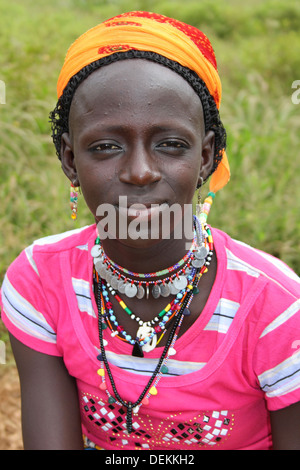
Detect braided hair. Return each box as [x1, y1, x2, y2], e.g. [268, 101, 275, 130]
[49, 50, 226, 179]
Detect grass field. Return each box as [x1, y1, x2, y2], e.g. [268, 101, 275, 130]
[0, 0, 300, 345]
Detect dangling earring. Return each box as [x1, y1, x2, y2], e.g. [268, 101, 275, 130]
[198, 191, 216, 224]
[196, 177, 203, 218]
[70, 181, 79, 220]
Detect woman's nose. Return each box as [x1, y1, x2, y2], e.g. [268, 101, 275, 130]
[118, 145, 161, 186]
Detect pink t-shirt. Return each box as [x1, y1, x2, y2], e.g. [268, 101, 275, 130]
[1, 224, 300, 450]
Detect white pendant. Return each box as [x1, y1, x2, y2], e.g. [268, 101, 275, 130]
[168, 347, 176, 356]
[169, 282, 180, 295]
[94, 258, 104, 272]
[173, 275, 188, 290]
[160, 283, 171, 297]
[91, 245, 102, 258]
[192, 258, 205, 268]
[125, 283, 138, 298]
[136, 324, 157, 352]
[110, 275, 119, 290]
[136, 285, 145, 299]
[196, 245, 209, 258]
[152, 284, 161, 299]
[117, 279, 126, 293]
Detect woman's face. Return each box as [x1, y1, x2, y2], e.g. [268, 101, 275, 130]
[61, 59, 214, 243]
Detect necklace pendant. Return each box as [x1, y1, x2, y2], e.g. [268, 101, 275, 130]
[132, 340, 144, 357]
[136, 285, 145, 299]
[91, 244, 102, 258]
[192, 258, 205, 268]
[106, 272, 113, 285]
[196, 245, 209, 258]
[168, 347, 176, 356]
[142, 335, 157, 352]
[94, 258, 105, 276]
[110, 275, 119, 290]
[172, 275, 188, 290]
[136, 324, 157, 352]
[117, 279, 126, 294]
[133, 404, 140, 414]
[169, 282, 180, 295]
[152, 284, 161, 299]
[125, 283, 138, 298]
[94, 257, 104, 272]
[160, 283, 171, 297]
[146, 284, 150, 300]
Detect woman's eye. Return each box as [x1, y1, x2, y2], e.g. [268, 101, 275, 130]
[90, 143, 120, 152]
[158, 140, 189, 152]
[103, 143, 118, 150]
[160, 141, 183, 148]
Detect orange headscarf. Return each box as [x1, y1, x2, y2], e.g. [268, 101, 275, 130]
[57, 11, 230, 192]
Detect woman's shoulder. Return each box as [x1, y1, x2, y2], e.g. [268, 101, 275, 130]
[212, 227, 300, 298]
[0, 225, 97, 354]
[4, 224, 96, 283]
[26, 224, 97, 255]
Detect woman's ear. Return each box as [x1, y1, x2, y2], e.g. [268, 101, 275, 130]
[60, 132, 79, 186]
[199, 130, 215, 183]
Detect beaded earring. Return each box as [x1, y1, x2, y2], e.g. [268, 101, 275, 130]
[198, 191, 215, 224]
[195, 176, 216, 224]
[70, 182, 79, 220]
[195, 177, 203, 218]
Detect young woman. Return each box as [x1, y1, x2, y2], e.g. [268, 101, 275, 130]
[1, 12, 300, 450]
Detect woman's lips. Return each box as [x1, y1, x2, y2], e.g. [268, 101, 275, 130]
[117, 202, 169, 221]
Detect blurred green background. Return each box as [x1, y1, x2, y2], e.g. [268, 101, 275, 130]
[0, 0, 300, 344]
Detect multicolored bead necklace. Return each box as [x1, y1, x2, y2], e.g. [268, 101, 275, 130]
[95, 265, 204, 433]
[92, 219, 213, 356]
[94, 228, 198, 279]
[92, 218, 212, 300]
[92, 219, 215, 433]
[97, 266, 199, 356]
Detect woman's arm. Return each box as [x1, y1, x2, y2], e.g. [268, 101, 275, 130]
[10, 333, 84, 450]
[270, 401, 300, 450]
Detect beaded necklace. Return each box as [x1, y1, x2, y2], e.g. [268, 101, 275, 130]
[95, 266, 203, 433]
[92, 227, 198, 279]
[92, 221, 215, 433]
[92, 221, 213, 356]
[94, 234, 197, 277]
[97, 267, 198, 356]
[92, 218, 212, 299]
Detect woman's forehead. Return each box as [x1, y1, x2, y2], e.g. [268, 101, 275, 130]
[69, 59, 204, 125]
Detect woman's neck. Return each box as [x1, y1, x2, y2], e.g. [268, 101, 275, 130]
[100, 234, 195, 275]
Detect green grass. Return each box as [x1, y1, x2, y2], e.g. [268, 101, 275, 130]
[1, 0, 300, 344]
